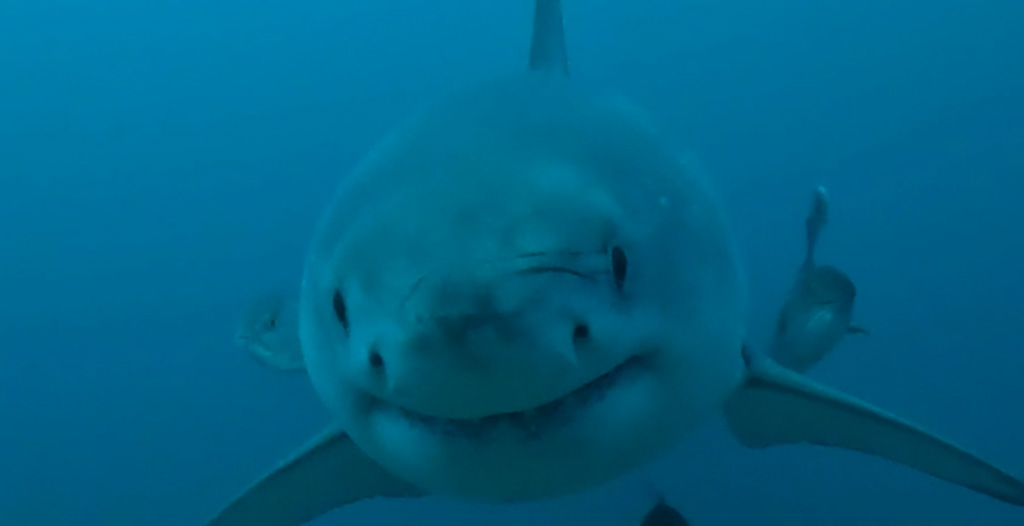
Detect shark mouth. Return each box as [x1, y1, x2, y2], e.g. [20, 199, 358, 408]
[384, 355, 646, 440]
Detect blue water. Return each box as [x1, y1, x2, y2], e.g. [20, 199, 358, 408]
[2, 1, 1022, 524]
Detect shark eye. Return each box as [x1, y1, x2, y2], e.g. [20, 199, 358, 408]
[332, 290, 349, 331]
[611, 246, 628, 289]
[572, 324, 590, 345]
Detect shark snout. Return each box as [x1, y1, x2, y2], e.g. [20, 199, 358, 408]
[361, 272, 602, 420]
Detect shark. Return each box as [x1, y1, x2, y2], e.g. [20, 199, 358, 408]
[234, 291, 305, 372]
[204, 1, 1024, 524]
[231, 188, 856, 376]
[768, 185, 868, 373]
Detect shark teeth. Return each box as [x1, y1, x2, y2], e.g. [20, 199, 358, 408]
[392, 355, 644, 440]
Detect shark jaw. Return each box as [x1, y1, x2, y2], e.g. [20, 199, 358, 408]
[372, 354, 649, 440]
[340, 350, 695, 502]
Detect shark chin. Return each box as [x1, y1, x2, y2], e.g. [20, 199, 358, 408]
[373, 354, 646, 435]
[347, 354, 678, 501]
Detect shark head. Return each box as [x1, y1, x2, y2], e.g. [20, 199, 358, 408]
[297, 72, 747, 499]
[770, 261, 860, 373]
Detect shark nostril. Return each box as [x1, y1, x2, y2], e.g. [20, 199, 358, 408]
[572, 324, 590, 345]
[368, 348, 384, 370]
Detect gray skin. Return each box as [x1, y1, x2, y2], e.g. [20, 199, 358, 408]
[768, 186, 868, 373]
[204, 2, 1024, 525]
[234, 292, 305, 372]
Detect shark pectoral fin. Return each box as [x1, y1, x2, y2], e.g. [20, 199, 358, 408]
[723, 352, 1024, 507]
[847, 324, 869, 335]
[206, 426, 424, 526]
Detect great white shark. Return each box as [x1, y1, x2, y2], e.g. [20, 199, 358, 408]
[768, 185, 868, 373]
[205, 1, 1024, 524]
[234, 291, 305, 372]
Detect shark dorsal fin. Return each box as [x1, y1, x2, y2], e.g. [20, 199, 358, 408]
[528, 0, 569, 75]
[802, 185, 830, 271]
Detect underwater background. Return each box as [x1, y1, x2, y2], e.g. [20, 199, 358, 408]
[1, 0, 1022, 524]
